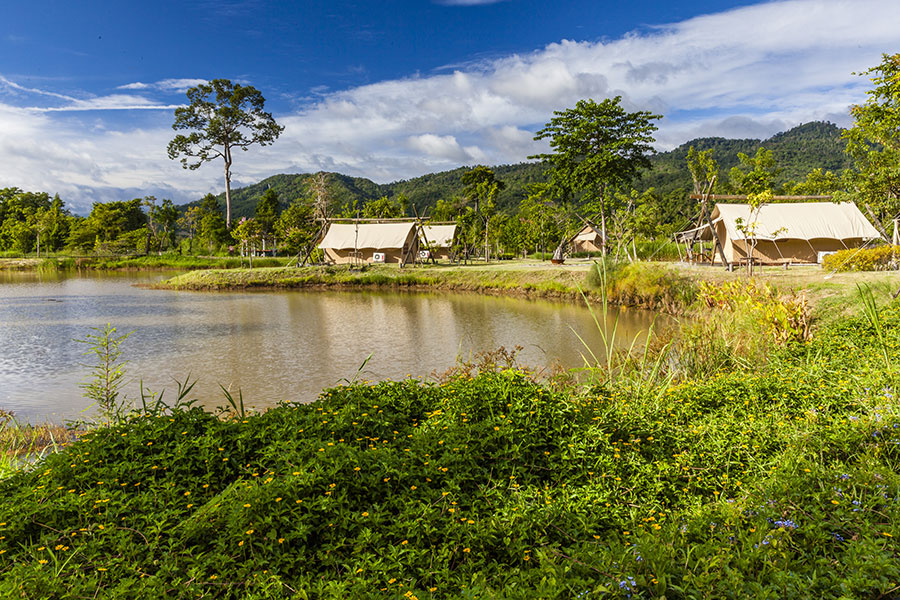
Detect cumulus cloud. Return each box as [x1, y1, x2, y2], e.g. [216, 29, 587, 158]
[1, 0, 899, 212]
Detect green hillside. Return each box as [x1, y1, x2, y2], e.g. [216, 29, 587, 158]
[198, 121, 850, 219]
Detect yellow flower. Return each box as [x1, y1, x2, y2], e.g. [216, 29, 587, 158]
[275, 497, 282, 502]
[244, 504, 251, 508]
[463, 547, 470, 553]
[246, 529, 254, 535]
[401, 540, 408, 545]
[362, 512, 370, 517]
[38, 559, 48, 565]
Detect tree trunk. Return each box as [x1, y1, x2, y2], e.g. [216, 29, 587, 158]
[224, 145, 233, 229]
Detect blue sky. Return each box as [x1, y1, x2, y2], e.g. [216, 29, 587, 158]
[1, 0, 898, 212]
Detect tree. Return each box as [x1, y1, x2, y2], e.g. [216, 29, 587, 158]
[178, 206, 202, 254]
[362, 195, 404, 219]
[687, 147, 728, 266]
[197, 194, 229, 254]
[728, 147, 781, 195]
[231, 217, 263, 268]
[168, 79, 284, 228]
[255, 189, 281, 250]
[843, 53, 900, 238]
[275, 198, 317, 257]
[461, 166, 505, 261]
[146, 198, 178, 252]
[531, 97, 661, 257]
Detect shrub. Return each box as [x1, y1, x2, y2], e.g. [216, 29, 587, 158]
[822, 245, 900, 272]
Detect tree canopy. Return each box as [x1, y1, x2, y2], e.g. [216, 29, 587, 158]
[843, 53, 900, 233]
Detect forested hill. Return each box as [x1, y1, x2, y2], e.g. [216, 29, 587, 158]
[209, 121, 850, 219]
[637, 121, 852, 195]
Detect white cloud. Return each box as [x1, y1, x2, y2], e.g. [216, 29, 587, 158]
[1, 0, 899, 213]
[118, 78, 207, 93]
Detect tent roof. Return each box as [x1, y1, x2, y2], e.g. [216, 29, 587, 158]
[421, 224, 457, 247]
[574, 224, 601, 242]
[318, 222, 417, 250]
[677, 202, 881, 242]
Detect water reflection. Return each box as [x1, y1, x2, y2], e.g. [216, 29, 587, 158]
[0, 271, 668, 422]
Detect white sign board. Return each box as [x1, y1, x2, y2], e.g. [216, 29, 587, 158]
[372, 252, 386, 263]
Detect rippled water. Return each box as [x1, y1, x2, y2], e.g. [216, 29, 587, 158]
[0, 271, 668, 422]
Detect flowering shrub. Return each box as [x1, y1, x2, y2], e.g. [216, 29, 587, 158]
[822, 245, 900, 272]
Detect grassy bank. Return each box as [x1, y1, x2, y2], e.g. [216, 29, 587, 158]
[159, 262, 599, 302]
[0, 294, 898, 597]
[0, 255, 293, 272]
[158, 259, 900, 319]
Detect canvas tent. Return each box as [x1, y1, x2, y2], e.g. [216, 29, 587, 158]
[571, 224, 605, 254]
[676, 202, 881, 265]
[318, 222, 419, 266]
[420, 224, 457, 261]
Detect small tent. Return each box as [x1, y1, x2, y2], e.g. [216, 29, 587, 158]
[571, 224, 604, 254]
[676, 202, 881, 265]
[318, 222, 419, 266]
[420, 224, 457, 261]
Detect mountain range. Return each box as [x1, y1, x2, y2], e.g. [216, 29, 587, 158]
[206, 121, 852, 219]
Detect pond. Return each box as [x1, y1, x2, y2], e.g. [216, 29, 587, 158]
[0, 271, 670, 422]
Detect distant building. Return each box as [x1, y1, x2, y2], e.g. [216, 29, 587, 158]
[318, 222, 419, 266]
[676, 202, 882, 265]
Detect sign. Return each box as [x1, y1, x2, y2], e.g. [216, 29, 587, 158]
[372, 252, 386, 263]
[418, 250, 430, 259]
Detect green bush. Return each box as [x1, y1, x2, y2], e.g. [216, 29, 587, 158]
[822, 245, 900, 272]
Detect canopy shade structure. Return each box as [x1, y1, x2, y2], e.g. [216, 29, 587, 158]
[318, 222, 419, 266]
[675, 202, 882, 265]
[572, 223, 604, 253]
[421, 224, 457, 248]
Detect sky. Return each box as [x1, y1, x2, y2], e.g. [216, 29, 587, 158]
[1, 0, 899, 213]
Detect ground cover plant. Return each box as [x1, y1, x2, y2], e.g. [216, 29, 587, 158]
[1, 291, 900, 598]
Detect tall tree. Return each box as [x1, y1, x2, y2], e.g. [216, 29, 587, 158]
[843, 53, 900, 238]
[531, 97, 661, 257]
[461, 166, 505, 261]
[167, 79, 284, 228]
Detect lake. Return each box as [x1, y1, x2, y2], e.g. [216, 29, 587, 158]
[0, 271, 669, 422]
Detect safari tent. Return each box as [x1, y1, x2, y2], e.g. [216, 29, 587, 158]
[676, 202, 881, 265]
[571, 224, 605, 254]
[420, 224, 457, 261]
[318, 222, 419, 266]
